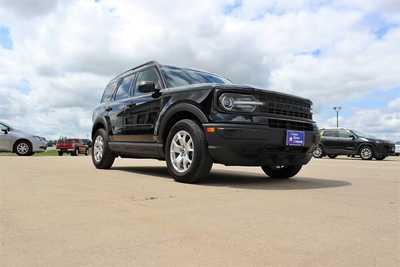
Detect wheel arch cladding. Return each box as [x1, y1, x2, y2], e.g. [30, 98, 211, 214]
[157, 102, 209, 145]
[92, 118, 108, 139]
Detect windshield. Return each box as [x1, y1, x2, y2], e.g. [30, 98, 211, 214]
[351, 130, 376, 139]
[161, 66, 232, 88]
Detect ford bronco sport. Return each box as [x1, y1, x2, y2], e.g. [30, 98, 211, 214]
[91, 61, 319, 183]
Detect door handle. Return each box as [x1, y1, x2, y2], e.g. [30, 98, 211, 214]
[105, 107, 112, 112]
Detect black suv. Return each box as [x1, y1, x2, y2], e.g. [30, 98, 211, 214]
[91, 61, 319, 183]
[313, 128, 395, 160]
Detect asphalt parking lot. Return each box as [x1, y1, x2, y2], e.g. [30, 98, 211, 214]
[1, 156, 399, 267]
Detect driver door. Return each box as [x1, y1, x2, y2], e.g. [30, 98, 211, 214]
[123, 67, 163, 143]
[0, 123, 12, 151]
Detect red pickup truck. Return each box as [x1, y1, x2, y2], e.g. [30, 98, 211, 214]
[56, 139, 89, 156]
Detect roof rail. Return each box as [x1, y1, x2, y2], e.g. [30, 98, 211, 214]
[111, 61, 160, 82]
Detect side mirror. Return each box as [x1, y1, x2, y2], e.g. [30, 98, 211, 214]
[138, 81, 156, 93]
[351, 135, 356, 140]
[1, 128, 9, 134]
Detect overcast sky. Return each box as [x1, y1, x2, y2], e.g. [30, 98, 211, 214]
[0, 0, 399, 141]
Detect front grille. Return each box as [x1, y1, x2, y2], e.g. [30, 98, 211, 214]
[256, 93, 312, 119]
[269, 119, 313, 131]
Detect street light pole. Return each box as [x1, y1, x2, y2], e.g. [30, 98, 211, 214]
[333, 106, 342, 128]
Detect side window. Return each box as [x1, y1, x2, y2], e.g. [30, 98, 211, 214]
[323, 130, 338, 137]
[338, 130, 352, 138]
[101, 81, 118, 103]
[115, 75, 134, 101]
[0, 123, 8, 131]
[134, 67, 161, 96]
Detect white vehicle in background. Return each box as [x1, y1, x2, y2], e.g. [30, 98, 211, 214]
[395, 142, 400, 156]
[0, 121, 47, 156]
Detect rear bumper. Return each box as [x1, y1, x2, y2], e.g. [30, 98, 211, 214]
[204, 123, 320, 166]
[57, 148, 75, 152]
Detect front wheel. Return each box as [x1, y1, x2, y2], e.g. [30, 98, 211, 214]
[58, 151, 63, 156]
[261, 165, 302, 179]
[359, 146, 373, 160]
[166, 119, 213, 183]
[375, 155, 386, 160]
[15, 140, 33, 156]
[92, 128, 115, 169]
[327, 154, 337, 159]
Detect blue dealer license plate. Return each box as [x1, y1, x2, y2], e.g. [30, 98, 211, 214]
[286, 130, 305, 146]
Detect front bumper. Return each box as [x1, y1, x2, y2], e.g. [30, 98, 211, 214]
[32, 142, 47, 152]
[375, 143, 396, 157]
[204, 123, 320, 166]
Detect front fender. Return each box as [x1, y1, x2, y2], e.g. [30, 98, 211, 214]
[155, 102, 209, 143]
[92, 116, 111, 138]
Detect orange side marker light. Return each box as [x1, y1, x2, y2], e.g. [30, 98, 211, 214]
[207, 127, 216, 133]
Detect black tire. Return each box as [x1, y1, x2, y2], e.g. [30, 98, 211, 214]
[375, 155, 386, 160]
[327, 154, 337, 159]
[359, 146, 373, 160]
[261, 165, 302, 179]
[58, 151, 63, 156]
[14, 140, 33, 156]
[85, 149, 89, 156]
[91, 128, 115, 169]
[312, 145, 324, 158]
[165, 119, 213, 183]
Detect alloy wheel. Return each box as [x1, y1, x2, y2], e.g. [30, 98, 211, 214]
[360, 147, 372, 160]
[93, 135, 104, 163]
[313, 146, 323, 158]
[170, 130, 194, 173]
[16, 142, 29, 155]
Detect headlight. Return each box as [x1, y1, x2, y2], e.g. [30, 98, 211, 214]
[218, 93, 263, 112]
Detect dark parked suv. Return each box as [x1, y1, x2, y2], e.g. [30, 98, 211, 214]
[91, 61, 319, 183]
[313, 128, 395, 160]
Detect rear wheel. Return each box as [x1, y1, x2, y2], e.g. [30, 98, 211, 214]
[261, 165, 302, 179]
[58, 151, 63, 156]
[375, 155, 386, 160]
[312, 145, 324, 158]
[15, 140, 32, 156]
[327, 154, 337, 159]
[166, 119, 213, 183]
[92, 128, 115, 169]
[359, 146, 373, 160]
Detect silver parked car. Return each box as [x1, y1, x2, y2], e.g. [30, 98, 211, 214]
[0, 121, 47, 156]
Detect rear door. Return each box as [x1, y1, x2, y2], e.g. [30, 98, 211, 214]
[123, 67, 163, 143]
[321, 130, 338, 153]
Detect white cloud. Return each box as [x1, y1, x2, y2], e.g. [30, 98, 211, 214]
[318, 98, 400, 141]
[0, 0, 399, 140]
